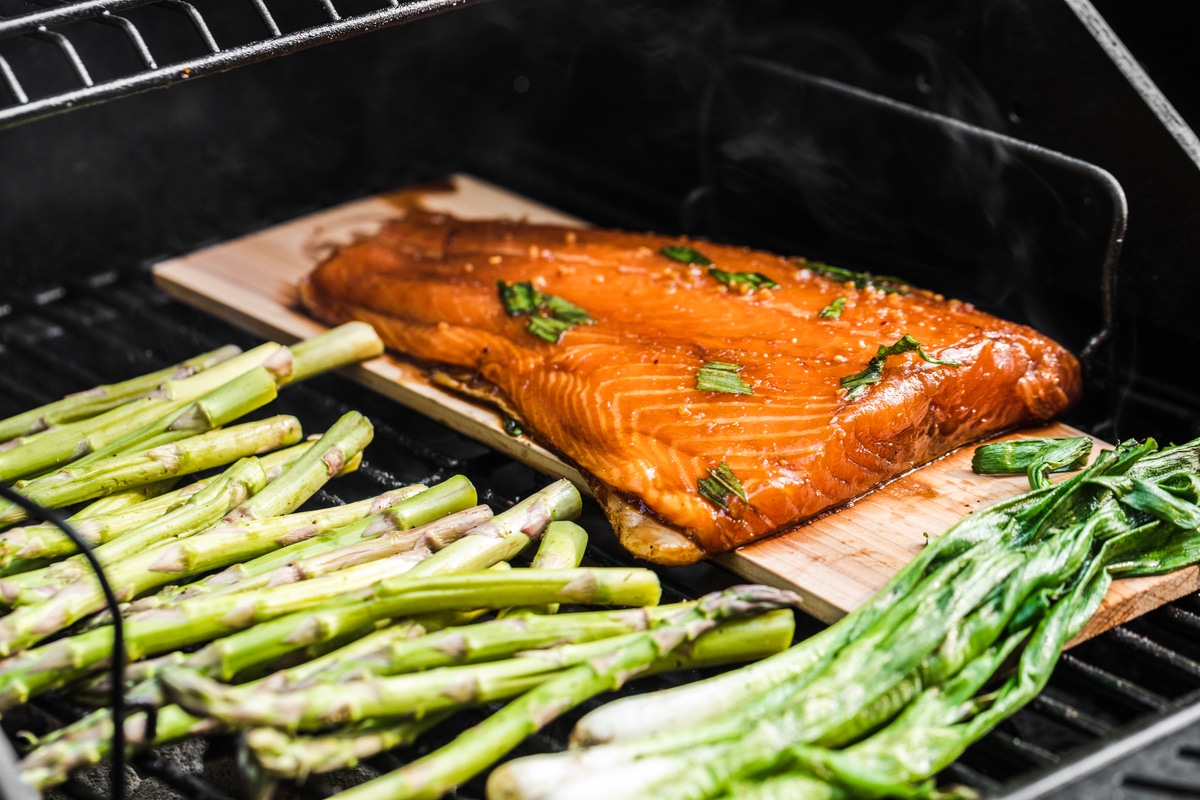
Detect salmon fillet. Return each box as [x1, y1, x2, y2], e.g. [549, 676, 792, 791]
[300, 210, 1081, 564]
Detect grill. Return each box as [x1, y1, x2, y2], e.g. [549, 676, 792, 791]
[3, 1, 1200, 798]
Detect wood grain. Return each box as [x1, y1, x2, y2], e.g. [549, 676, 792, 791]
[152, 174, 1199, 644]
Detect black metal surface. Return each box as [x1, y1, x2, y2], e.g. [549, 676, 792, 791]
[0, 0, 491, 130]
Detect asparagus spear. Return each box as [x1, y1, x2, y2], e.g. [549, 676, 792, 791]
[164, 594, 793, 734]
[500, 520, 588, 617]
[0, 323, 381, 484]
[406, 479, 582, 577]
[0, 344, 240, 444]
[64, 479, 577, 706]
[0, 458, 269, 611]
[0, 342, 283, 484]
[280, 321, 385, 386]
[67, 366, 280, 468]
[0, 414, 304, 527]
[5, 439, 334, 589]
[0, 414, 373, 653]
[244, 718, 445, 783]
[0, 480, 196, 568]
[19, 705, 221, 793]
[21, 607, 794, 794]
[2, 441, 350, 585]
[72, 480, 181, 517]
[303, 586, 794, 800]
[0, 558, 656, 711]
[10, 478, 576, 789]
[122, 502, 493, 626]
[243, 608, 797, 784]
[163, 631, 654, 731]
[149, 475, 476, 607]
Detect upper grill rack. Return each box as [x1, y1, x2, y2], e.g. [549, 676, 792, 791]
[0, 0, 485, 129]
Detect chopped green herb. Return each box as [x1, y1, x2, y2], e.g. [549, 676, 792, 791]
[972, 437, 1093, 490]
[819, 296, 847, 319]
[659, 245, 713, 266]
[804, 260, 911, 295]
[539, 293, 592, 324]
[660, 244, 779, 292]
[839, 334, 960, 400]
[709, 267, 779, 292]
[503, 418, 523, 437]
[698, 462, 749, 510]
[496, 280, 594, 344]
[498, 280, 539, 315]
[526, 315, 576, 343]
[696, 361, 753, 395]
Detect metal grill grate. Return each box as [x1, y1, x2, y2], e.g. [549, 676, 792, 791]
[0, 0, 488, 129]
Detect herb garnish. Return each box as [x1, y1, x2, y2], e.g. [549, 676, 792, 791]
[819, 296, 846, 319]
[698, 462, 748, 510]
[709, 267, 779, 292]
[503, 418, 524, 437]
[497, 280, 594, 344]
[659, 245, 712, 267]
[659, 246, 779, 292]
[804, 261, 911, 295]
[696, 361, 753, 395]
[839, 334, 960, 400]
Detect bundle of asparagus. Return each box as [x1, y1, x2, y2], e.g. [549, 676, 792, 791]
[0, 337, 802, 798]
[488, 436, 1200, 800]
[10, 480, 798, 794]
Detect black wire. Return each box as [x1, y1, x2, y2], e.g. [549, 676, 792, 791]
[0, 484, 128, 800]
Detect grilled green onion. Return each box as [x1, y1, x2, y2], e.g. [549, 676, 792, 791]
[659, 245, 712, 267]
[497, 281, 594, 344]
[840, 334, 959, 400]
[698, 462, 748, 510]
[804, 261, 911, 295]
[709, 267, 779, 292]
[972, 437, 1092, 490]
[659, 246, 778, 292]
[696, 361, 753, 396]
[819, 297, 847, 319]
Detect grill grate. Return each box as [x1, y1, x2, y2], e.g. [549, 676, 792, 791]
[0, 0, 489, 130]
[4, 272, 1200, 797]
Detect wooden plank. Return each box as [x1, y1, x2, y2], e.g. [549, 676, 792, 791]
[153, 174, 1200, 643]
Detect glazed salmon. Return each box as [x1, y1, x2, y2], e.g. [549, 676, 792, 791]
[300, 211, 1081, 564]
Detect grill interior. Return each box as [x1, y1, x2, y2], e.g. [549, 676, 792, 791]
[3, 1, 1200, 797]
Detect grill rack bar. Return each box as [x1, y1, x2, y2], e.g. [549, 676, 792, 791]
[0, 0, 488, 130]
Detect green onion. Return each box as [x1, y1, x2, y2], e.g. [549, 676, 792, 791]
[503, 418, 523, 437]
[804, 261, 911, 295]
[840, 334, 960, 401]
[708, 267, 779, 292]
[696, 361, 753, 396]
[972, 437, 1092, 489]
[819, 297, 846, 319]
[659, 246, 778, 292]
[659, 246, 712, 267]
[497, 281, 594, 344]
[698, 462, 748, 510]
[498, 280, 539, 315]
